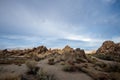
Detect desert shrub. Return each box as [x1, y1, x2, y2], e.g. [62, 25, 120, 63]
[95, 62, 107, 68]
[94, 66, 103, 71]
[75, 63, 90, 72]
[88, 57, 98, 64]
[25, 60, 39, 75]
[60, 61, 65, 65]
[33, 55, 41, 61]
[82, 63, 89, 68]
[94, 53, 115, 61]
[0, 73, 21, 80]
[62, 64, 76, 72]
[48, 58, 55, 65]
[75, 57, 87, 63]
[29, 53, 41, 61]
[85, 55, 98, 63]
[104, 63, 120, 72]
[92, 57, 97, 62]
[37, 68, 56, 80]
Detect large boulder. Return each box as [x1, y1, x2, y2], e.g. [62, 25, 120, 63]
[96, 40, 120, 56]
[75, 48, 87, 59]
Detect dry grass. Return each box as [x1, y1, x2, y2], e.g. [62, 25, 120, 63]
[48, 58, 55, 65]
[62, 64, 76, 72]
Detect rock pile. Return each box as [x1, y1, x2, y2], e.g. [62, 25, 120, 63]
[62, 45, 87, 62]
[32, 46, 48, 54]
[96, 40, 120, 56]
[0, 45, 48, 57]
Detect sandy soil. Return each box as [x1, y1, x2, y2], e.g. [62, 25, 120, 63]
[0, 59, 93, 80]
[0, 64, 27, 75]
[38, 58, 93, 80]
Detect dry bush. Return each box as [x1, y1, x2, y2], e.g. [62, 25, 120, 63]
[104, 62, 120, 72]
[75, 57, 87, 63]
[48, 58, 55, 65]
[95, 62, 107, 68]
[60, 61, 65, 65]
[29, 52, 41, 61]
[0, 73, 21, 80]
[25, 60, 39, 75]
[37, 68, 56, 80]
[62, 64, 76, 72]
[93, 53, 120, 62]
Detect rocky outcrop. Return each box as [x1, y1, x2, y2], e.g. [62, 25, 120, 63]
[62, 45, 74, 53]
[62, 45, 87, 62]
[96, 40, 120, 56]
[75, 48, 87, 59]
[0, 45, 48, 57]
[32, 46, 48, 54]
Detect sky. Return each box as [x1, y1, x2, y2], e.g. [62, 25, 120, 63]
[0, 0, 120, 50]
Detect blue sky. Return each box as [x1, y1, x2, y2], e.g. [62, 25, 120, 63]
[0, 0, 120, 50]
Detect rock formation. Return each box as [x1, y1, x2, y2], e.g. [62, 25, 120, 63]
[96, 40, 120, 56]
[62, 45, 74, 53]
[62, 45, 87, 62]
[75, 48, 87, 59]
[32, 46, 48, 54]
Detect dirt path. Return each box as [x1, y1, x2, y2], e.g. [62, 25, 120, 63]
[38, 59, 93, 80]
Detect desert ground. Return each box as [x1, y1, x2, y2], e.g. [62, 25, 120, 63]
[0, 40, 120, 80]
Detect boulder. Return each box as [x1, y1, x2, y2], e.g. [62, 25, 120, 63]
[96, 40, 120, 56]
[75, 48, 87, 59]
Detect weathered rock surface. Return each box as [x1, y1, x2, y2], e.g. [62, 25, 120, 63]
[0, 45, 48, 57]
[32, 46, 48, 54]
[62, 45, 74, 53]
[62, 45, 87, 62]
[96, 40, 120, 56]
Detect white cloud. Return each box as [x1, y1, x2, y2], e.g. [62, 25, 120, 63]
[65, 34, 92, 42]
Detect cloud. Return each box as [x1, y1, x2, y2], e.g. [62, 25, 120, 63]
[0, 0, 120, 50]
[65, 34, 92, 42]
